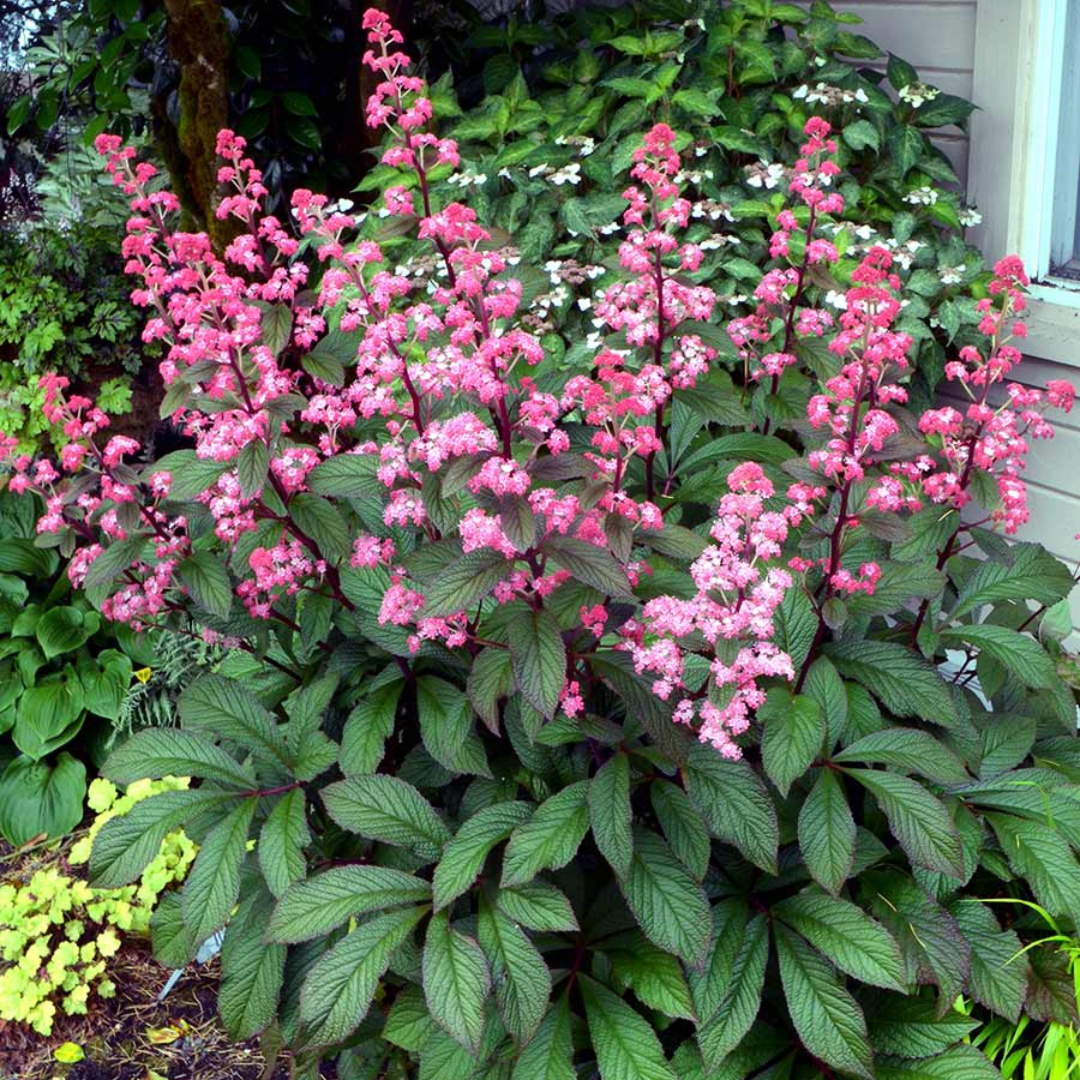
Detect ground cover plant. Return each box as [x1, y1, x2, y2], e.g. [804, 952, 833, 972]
[0, 3, 1079, 1079]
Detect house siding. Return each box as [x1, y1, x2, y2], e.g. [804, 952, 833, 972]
[817, 0, 1080, 635]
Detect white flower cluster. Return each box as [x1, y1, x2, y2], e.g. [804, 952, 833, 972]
[959, 206, 983, 227]
[898, 83, 941, 109]
[903, 186, 938, 207]
[745, 161, 786, 189]
[793, 83, 869, 107]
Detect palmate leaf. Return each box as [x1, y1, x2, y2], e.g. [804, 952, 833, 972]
[580, 975, 677, 1080]
[299, 905, 428, 1046]
[267, 865, 432, 944]
[423, 910, 491, 1053]
[619, 827, 711, 967]
[775, 924, 874, 1080]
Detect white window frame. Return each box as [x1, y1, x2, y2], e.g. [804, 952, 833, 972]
[968, 0, 1080, 368]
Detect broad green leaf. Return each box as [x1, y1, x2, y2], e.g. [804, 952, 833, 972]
[177, 553, 233, 618]
[432, 802, 533, 910]
[866, 997, 979, 1058]
[833, 728, 968, 784]
[589, 754, 633, 877]
[773, 586, 817, 670]
[478, 899, 550, 1042]
[774, 892, 905, 991]
[604, 932, 696, 1021]
[268, 865, 431, 944]
[510, 608, 566, 719]
[383, 986, 437, 1052]
[259, 790, 311, 899]
[288, 493, 351, 564]
[579, 975, 677, 1080]
[496, 883, 578, 933]
[541, 535, 633, 597]
[953, 544, 1074, 617]
[941, 624, 1059, 690]
[467, 647, 514, 731]
[299, 905, 427, 1046]
[826, 640, 959, 726]
[846, 561, 944, 617]
[512, 994, 575, 1080]
[417, 675, 490, 776]
[798, 769, 856, 895]
[323, 775, 450, 860]
[950, 901, 1027, 1022]
[801, 658, 847, 745]
[876, 1045, 1002, 1079]
[307, 454, 381, 498]
[774, 924, 874, 1080]
[150, 891, 198, 968]
[35, 606, 94, 659]
[91, 789, 236, 888]
[845, 769, 964, 877]
[650, 781, 710, 881]
[0, 753, 86, 846]
[182, 798, 257, 944]
[619, 827, 710, 967]
[422, 550, 514, 619]
[13, 671, 85, 761]
[684, 742, 778, 873]
[340, 681, 402, 776]
[760, 690, 825, 796]
[985, 814, 1080, 925]
[501, 782, 589, 888]
[219, 886, 286, 1040]
[423, 910, 491, 1053]
[179, 674, 291, 769]
[103, 728, 254, 790]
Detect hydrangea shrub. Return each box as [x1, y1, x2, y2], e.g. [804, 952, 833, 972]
[1, 7, 1079, 1078]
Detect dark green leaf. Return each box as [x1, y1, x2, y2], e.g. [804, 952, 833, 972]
[589, 754, 633, 877]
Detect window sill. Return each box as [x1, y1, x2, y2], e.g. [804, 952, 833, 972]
[1017, 282, 1080, 368]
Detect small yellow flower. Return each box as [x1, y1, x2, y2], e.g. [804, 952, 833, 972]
[134, 667, 153, 683]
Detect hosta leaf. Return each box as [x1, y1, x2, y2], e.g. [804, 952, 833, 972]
[579, 975, 677, 1080]
[798, 769, 856, 895]
[501, 781, 589, 888]
[509, 608, 566, 719]
[684, 742, 778, 873]
[589, 754, 633, 877]
[826, 640, 959, 726]
[773, 891, 905, 991]
[774, 924, 874, 1080]
[219, 886, 286, 1041]
[845, 769, 964, 877]
[103, 728, 254, 790]
[322, 774, 451, 860]
[423, 910, 491, 1053]
[299, 905, 427, 1046]
[760, 689, 825, 796]
[496, 883, 578, 933]
[619, 827, 710, 967]
[267, 865, 432, 944]
[432, 801, 533, 910]
[650, 781, 710, 881]
[512, 994, 575, 1080]
[478, 899, 550, 1042]
[258, 789, 310, 898]
[182, 798, 257, 944]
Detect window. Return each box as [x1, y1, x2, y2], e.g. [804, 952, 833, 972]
[968, 0, 1080, 365]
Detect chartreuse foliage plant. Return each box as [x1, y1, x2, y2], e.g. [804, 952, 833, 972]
[0, 777, 195, 1036]
[2, 7, 1079, 1079]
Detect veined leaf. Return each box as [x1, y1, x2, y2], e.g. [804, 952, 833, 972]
[650, 781, 710, 881]
[219, 886, 285, 1040]
[876, 1045, 1003, 1079]
[798, 769, 856, 896]
[509, 608, 566, 719]
[941, 624, 1059, 690]
[604, 932, 696, 1021]
[103, 728, 254, 790]
[259, 789, 310, 898]
[323, 774, 450, 860]
[267, 865, 432, 944]
[775, 924, 874, 1080]
[952, 544, 1074, 617]
[416, 675, 490, 777]
[512, 994, 575, 1080]
[580, 975, 677, 1080]
[423, 909, 490, 1053]
[542, 535, 632, 597]
[340, 681, 401, 776]
[478, 899, 550, 1042]
[501, 782, 589, 888]
[760, 689, 825, 796]
[299, 905, 427, 1046]
[179, 675, 291, 770]
[423, 549, 514, 618]
[866, 997, 979, 1058]
[985, 813, 1080, 925]
[619, 827, 710, 967]
[496, 883, 578, 933]
[432, 801, 533, 910]
[833, 728, 968, 784]
[589, 754, 633, 877]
